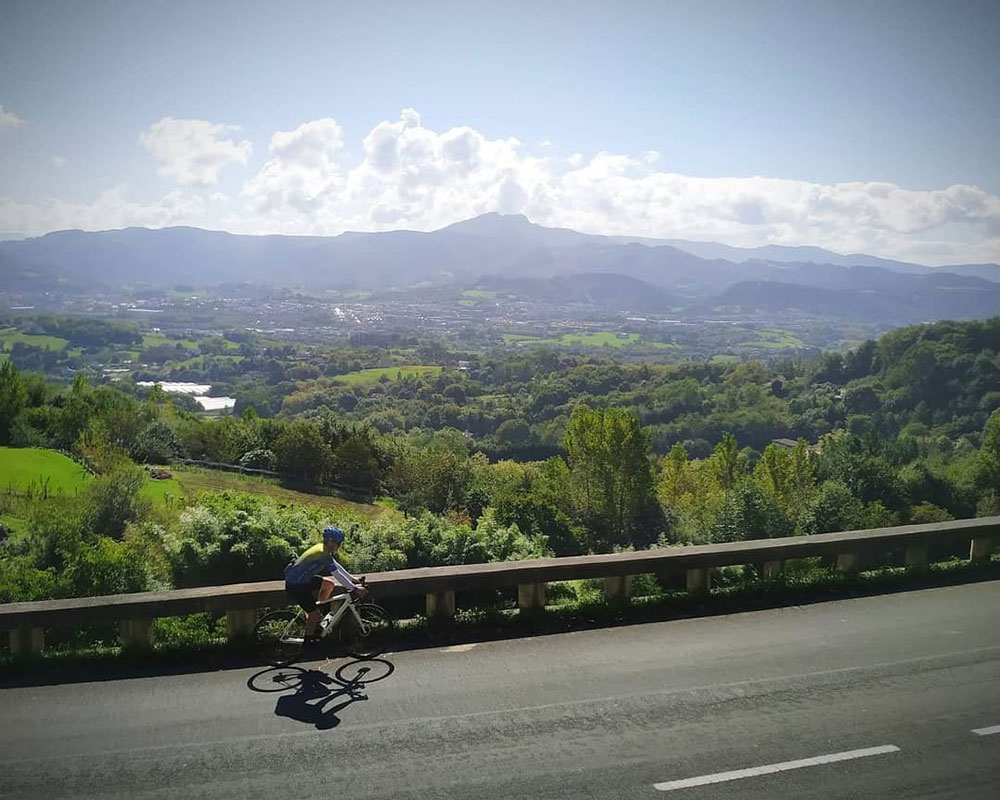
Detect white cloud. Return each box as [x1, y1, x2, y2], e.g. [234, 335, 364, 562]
[139, 117, 251, 186]
[242, 118, 344, 215]
[2, 109, 998, 265]
[0, 186, 206, 237]
[0, 105, 25, 129]
[51, 156, 67, 168]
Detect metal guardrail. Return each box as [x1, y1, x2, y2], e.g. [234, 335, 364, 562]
[2, 517, 997, 654]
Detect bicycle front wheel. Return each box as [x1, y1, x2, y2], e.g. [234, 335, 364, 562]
[345, 603, 395, 659]
[254, 609, 306, 666]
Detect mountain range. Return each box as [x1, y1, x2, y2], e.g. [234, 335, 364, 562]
[2, 213, 999, 324]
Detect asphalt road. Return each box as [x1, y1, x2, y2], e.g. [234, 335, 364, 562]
[2, 581, 999, 800]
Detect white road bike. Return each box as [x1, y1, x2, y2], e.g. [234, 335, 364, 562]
[253, 579, 395, 666]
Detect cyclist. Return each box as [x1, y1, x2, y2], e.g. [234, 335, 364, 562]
[285, 526, 368, 645]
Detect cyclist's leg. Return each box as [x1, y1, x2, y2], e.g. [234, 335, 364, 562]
[292, 577, 321, 636]
[317, 575, 349, 607]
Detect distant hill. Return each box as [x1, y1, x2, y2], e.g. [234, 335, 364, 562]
[2, 214, 998, 324]
[709, 273, 1000, 324]
[612, 234, 1000, 282]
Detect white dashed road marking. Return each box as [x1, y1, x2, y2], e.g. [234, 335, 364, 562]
[972, 725, 1000, 736]
[653, 745, 901, 792]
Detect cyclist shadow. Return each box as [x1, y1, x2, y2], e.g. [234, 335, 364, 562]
[248, 658, 394, 731]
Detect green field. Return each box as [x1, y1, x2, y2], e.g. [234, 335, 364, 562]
[0, 448, 384, 517]
[170, 467, 385, 518]
[141, 333, 199, 349]
[735, 328, 806, 351]
[503, 331, 677, 350]
[140, 475, 184, 503]
[0, 328, 69, 352]
[0, 447, 91, 494]
[0, 447, 182, 503]
[710, 354, 742, 365]
[462, 289, 498, 300]
[333, 365, 443, 385]
[172, 354, 244, 369]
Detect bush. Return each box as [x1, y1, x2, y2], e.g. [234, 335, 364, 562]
[165, 495, 319, 587]
[239, 448, 276, 470]
[85, 464, 151, 539]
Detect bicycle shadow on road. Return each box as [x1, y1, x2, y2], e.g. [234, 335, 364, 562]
[247, 657, 394, 730]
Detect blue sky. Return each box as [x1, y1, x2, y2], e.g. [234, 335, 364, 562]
[1, 0, 998, 264]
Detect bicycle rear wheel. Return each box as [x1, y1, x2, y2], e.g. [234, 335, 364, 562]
[345, 603, 395, 659]
[254, 609, 306, 666]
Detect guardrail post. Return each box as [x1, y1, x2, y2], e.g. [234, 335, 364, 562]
[760, 560, 783, 579]
[970, 536, 993, 563]
[836, 552, 860, 573]
[9, 627, 44, 655]
[603, 576, 632, 604]
[226, 609, 256, 642]
[426, 590, 456, 619]
[120, 617, 152, 649]
[686, 568, 711, 594]
[518, 582, 546, 611]
[905, 540, 929, 569]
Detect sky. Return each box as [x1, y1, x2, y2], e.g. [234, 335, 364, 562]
[0, 0, 998, 265]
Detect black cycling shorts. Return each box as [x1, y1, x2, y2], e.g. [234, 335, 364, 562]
[286, 575, 324, 612]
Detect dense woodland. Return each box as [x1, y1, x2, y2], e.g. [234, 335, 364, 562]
[1, 317, 999, 617]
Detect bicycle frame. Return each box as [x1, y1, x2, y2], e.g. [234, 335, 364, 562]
[281, 593, 365, 645]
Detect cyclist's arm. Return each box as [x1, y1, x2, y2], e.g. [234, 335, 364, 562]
[328, 559, 361, 592]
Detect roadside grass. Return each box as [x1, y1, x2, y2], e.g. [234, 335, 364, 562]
[332, 365, 443, 386]
[4, 554, 996, 678]
[0, 328, 69, 352]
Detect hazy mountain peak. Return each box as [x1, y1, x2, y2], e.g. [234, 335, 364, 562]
[441, 212, 533, 234]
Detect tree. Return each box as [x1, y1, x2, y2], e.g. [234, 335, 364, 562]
[274, 420, 330, 485]
[332, 433, 383, 493]
[0, 360, 27, 445]
[708, 433, 748, 490]
[800, 481, 867, 535]
[563, 406, 655, 550]
[496, 418, 532, 447]
[131, 420, 179, 464]
[710, 483, 794, 543]
[979, 409, 1000, 490]
[385, 439, 471, 514]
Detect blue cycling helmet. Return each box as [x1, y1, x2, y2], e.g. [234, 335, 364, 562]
[322, 526, 345, 544]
